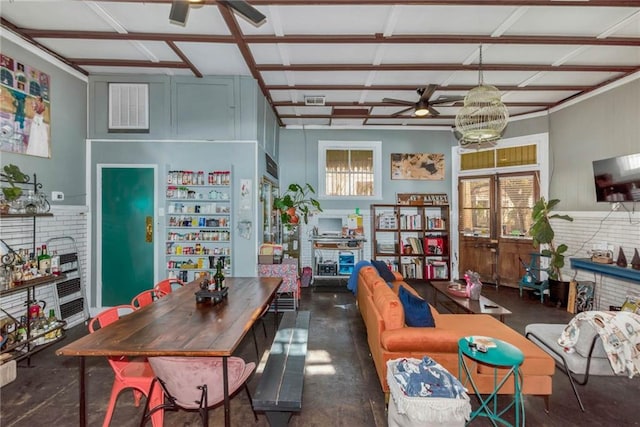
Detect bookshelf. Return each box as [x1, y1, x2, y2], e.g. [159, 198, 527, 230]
[371, 199, 450, 281]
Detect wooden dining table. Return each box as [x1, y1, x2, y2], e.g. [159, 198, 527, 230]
[56, 276, 282, 427]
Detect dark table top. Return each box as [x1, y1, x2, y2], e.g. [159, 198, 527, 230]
[431, 281, 512, 318]
[56, 276, 282, 358]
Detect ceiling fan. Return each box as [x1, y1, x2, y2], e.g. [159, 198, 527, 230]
[170, 0, 266, 26]
[383, 85, 463, 118]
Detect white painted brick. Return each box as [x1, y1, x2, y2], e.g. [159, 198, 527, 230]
[555, 211, 640, 310]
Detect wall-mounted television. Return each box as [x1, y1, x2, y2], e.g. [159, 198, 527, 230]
[592, 152, 640, 202]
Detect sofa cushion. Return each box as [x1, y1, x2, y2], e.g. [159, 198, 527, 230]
[370, 259, 396, 283]
[373, 283, 404, 331]
[398, 285, 435, 327]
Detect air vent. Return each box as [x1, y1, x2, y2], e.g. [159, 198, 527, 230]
[304, 95, 326, 106]
[108, 83, 149, 132]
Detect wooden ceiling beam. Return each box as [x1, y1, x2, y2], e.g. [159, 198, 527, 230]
[258, 64, 639, 73]
[15, 29, 640, 48]
[267, 84, 589, 91]
[274, 101, 553, 107]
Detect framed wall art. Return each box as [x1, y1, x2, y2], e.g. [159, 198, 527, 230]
[0, 54, 51, 158]
[391, 153, 444, 180]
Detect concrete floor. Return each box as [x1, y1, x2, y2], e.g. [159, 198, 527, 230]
[1, 281, 638, 426]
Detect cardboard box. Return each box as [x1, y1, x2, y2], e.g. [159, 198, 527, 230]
[259, 255, 282, 264]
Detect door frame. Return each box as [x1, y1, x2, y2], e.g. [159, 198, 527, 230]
[450, 133, 549, 280]
[96, 163, 158, 309]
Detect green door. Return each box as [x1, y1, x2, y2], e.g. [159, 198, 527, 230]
[100, 166, 155, 306]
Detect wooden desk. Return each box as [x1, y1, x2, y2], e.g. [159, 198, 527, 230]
[57, 276, 282, 427]
[430, 281, 512, 322]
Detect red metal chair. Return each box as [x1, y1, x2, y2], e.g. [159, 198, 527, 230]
[131, 289, 167, 309]
[153, 278, 185, 296]
[89, 305, 164, 427]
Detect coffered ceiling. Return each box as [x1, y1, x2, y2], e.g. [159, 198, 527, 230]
[2, 0, 640, 129]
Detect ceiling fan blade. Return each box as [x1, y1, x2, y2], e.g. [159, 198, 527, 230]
[427, 106, 440, 116]
[430, 96, 464, 106]
[420, 84, 438, 102]
[221, 0, 266, 25]
[382, 98, 414, 106]
[169, 0, 190, 26]
[391, 106, 415, 117]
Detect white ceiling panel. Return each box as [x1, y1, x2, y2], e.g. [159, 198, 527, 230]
[1, 1, 115, 31]
[506, 7, 637, 37]
[532, 71, 623, 86]
[392, 5, 519, 35]
[176, 43, 251, 76]
[271, 5, 393, 35]
[372, 71, 459, 86]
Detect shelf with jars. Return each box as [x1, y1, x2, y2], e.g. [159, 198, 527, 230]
[165, 169, 233, 283]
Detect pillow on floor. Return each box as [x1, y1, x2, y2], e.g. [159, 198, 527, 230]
[398, 285, 436, 327]
[370, 259, 396, 283]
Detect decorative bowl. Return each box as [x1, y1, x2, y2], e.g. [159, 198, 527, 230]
[447, 283, 468, 298]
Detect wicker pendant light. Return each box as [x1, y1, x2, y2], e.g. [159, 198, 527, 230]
[455, 45, 509, 148]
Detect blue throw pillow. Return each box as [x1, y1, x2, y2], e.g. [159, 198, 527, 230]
[370, 259, 396, 283]
[398, 285, 435, 327]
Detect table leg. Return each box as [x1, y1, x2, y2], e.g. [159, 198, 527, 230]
[223, 355, 230, 427]
[79, 356, 86, 427]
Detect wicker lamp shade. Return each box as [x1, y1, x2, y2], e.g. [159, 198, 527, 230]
[455, 46, 509, 148]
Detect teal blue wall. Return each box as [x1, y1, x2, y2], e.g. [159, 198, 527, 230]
[0, 37, 87, 205]
[278, 128, 457, 210]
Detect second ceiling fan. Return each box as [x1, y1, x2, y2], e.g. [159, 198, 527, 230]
[383, 85, 463, 117]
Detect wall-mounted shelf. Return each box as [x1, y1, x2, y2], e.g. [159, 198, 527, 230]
[570, 258, 640, 283]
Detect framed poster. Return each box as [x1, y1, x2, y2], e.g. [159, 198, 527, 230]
[391, 153, 444, 180]
[0, 54, 51, 158]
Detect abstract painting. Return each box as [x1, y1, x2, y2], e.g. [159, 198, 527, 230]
[391, 153, 445, 180]
[0, 54, 51, 158]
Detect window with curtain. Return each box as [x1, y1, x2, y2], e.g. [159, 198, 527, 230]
[318, 141, 381, 199]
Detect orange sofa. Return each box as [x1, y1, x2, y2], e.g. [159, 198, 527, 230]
[356, 266, 555, 404]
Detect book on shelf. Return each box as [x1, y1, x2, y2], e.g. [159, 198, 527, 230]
[425, 260, 448, 279]
[376, 241, 396, 254]
[399, 214, 422, 230]
[426, 216, 446, 230]
[424, 236, 445, 255]
[376, 213, 397, 229]
[401, 258, 423, 279]
[406, 237, 424, 254]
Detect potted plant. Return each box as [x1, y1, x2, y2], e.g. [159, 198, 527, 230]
[1, 164, 28, 212]
[274, 183, 322, 226]
[528, 197, 574, 305]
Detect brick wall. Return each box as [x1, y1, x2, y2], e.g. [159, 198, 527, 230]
[1, 205, 88, 328]
[553, 210, 640, 310]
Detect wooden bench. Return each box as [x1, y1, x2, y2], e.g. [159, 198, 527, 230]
[253, 310, 310, 426]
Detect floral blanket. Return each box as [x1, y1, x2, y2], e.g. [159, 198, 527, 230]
[557, 311, 640, 378]
[386, 357, 471, 424]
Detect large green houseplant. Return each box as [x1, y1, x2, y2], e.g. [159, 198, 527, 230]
[529, 197, 574, 282]
[274, 183, 322, 226]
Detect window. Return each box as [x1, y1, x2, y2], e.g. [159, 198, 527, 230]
[318, 141, 381, 199]
[499, 173, 537, 238]
[459, 177, 492, 237]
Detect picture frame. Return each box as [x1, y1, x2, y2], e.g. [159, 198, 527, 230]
[391, 153, 445, 180]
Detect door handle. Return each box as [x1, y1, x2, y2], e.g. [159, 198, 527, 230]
[146, 216, 153, 243]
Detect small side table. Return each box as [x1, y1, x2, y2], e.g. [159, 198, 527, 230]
[458, 337, 525, 427]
